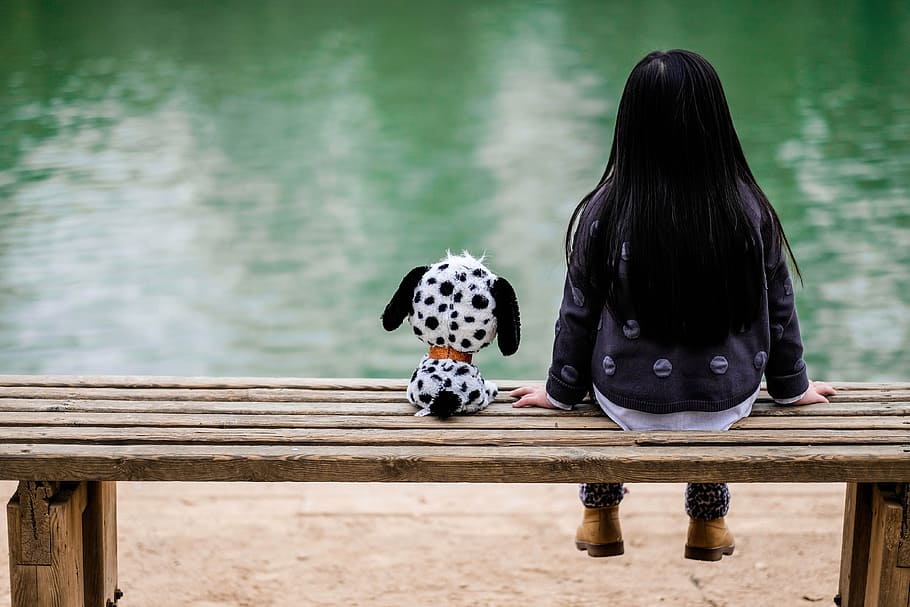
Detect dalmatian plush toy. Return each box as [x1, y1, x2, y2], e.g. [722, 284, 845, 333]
[381, 252, 520, 418]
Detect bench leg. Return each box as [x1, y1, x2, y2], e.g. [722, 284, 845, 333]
[838, 482, 874, 605]
[83, 481, 120, 607]
[838, 483, 910, 607]
[7, 481, 87, 607]
[864, 484, 910, 606]
[6, 481, 120, 607]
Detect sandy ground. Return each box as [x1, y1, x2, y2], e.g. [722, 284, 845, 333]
[0, 481, 845, 606]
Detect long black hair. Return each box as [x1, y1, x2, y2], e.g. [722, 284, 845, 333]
[567, 49, 800, 346]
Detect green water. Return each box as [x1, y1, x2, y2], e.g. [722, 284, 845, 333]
[1, 0, 908, 381]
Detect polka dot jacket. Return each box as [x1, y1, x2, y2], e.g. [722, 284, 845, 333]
[382, 253, 520, 418]
[546, 191, 810, 414]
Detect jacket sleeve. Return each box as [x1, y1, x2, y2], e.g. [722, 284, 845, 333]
[763, 222, 810, 402]
[545, 210, 606, 407]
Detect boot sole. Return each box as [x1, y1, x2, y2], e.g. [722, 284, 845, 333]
[576, 540, 624, 557]
[684, 544, 735, 561]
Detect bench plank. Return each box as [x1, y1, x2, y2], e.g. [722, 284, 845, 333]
[1, 385, 908, 404]
[1, 398, 909, 417]
[1, 375, 907, 392]
[1, 443, 910, 483]
[3, 411, 910, 430]
[1, 426, 909, 447]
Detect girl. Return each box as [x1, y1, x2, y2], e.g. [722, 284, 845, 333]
[510, 49, 835, 561]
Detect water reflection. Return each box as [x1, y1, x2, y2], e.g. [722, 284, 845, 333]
[0, 0, 908, 381]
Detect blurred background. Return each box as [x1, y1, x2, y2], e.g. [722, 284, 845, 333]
[0, 0, 908, 381]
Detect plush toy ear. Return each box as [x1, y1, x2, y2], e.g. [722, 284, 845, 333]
[381, 265, 429, 331]
[491, 277, 520, 355]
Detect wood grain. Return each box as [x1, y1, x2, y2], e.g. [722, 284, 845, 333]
[1, 398, 908, 417]
[2, 443, 910, 483]
[7, 490, 39, 607]
[3, 411, 910, 430]
[0, 385, 907, 404]
[862, 484, 910, 607]
[0, 426, 908, 447]
[0, 374, 906, 392]
[18, 482, 54, 565]
[82, 481, 118, 607]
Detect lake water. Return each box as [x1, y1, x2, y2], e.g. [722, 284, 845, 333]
[1, 0, 908, 381]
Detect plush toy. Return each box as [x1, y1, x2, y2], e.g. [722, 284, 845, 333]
[381, 252, 520, 418]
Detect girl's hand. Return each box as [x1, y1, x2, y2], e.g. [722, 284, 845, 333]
[510, 385, 557, 409]
[792, 381, 837, 405]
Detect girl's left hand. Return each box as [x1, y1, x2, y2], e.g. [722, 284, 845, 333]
[510, 385, 556, 408]
[792, 381, 837, 405]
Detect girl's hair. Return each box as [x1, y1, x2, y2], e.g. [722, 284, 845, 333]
[566, 49, 800, 346]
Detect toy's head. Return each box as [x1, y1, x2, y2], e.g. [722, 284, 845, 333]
[381, 252, 520, 356]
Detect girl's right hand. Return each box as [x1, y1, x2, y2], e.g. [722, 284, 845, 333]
[792, 381, 837, 405]
[510, 385, 557, 409]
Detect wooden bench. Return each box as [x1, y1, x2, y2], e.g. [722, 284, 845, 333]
[1, 375, 909, 606]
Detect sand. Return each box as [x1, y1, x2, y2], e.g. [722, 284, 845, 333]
[0, 481, 845, 606]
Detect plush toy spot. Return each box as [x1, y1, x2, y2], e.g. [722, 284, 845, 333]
[425, 316, 439, 330]
[438, 303, 448, 312]
[464, 316, 475, 323]
[473, 329, 486, 340]
[438, 263, 449, 270]
[450, 321, 459, 331]
[414, 291, 421, 303]
[424, 296, 435, 305]
[472, 268, 485, 277]
[417, 380, 424, 390]
[454, 292, 463, 303]
[468, 389, 481, 402]
[455, 365, 470, 375]
[448, 334, 455, 342]
[461, 339, 472, 348]
[427, 277, 436, 284]
[419, 393, 433, 404]
[472, 294, 489, 309]
[450, 311, 458, 318]
[435, 337, 444, 345]
[440, 281, 454, 296]
[413, 327, 423, 336]
[457, 272, 467, 282]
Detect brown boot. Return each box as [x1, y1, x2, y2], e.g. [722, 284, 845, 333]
[575, 505, 624, 557]
[685, 517, 735, 561]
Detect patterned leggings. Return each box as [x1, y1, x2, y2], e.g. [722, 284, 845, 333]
[580, 482, 730, 520]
